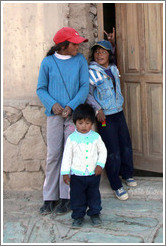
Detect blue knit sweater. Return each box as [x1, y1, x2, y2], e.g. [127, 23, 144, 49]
[36, 53, 89, 116]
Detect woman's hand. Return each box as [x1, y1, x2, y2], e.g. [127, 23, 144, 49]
[52, 103, 64, 115]
[95, 165, 103, 176]
[96, 109, 105, 122]
[62, 106, 72, 118]
[63, 175, 70, 185]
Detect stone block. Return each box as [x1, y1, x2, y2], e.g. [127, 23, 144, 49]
[22, 105, 46, 126]
[90, 6, 97, 15]
[4, 119, 29, 145]
[25, 160, 41, 172]
[20, 125, 46, 160]
[3, 106, 22, 124]
[3, 118, 10, 131]
[3, 138, 25, 172]
[5, 171, 44, 190]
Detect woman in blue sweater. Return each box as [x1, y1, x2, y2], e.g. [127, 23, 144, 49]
[87, 40, 137, 201]
[36, 27, 89, 215]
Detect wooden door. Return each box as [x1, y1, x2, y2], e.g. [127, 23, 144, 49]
[116, 3, 163, 172]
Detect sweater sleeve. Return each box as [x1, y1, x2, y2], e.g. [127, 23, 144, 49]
[36, 58, 56, 114]
[61, 137, 73, 175]
[96, 135, 107, 168]
[67, 55, 89, 110]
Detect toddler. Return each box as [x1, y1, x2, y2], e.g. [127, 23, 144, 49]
[61, 103, 107, 228]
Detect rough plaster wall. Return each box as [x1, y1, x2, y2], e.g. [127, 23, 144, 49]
[68, 3, 98, 60]
[3, 3, 69, 99]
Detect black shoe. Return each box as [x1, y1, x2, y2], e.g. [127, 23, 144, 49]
[90, 214, 102, 227]
[55, 199, 71, 215]
[72, 218, 84, 229]
[40, 200, 59, 215]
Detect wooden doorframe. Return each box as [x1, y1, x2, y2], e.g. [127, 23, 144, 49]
[96, 3, 163, 173]
[97, 3, 104, 40]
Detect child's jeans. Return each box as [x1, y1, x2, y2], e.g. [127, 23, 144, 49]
[97, 111, 134, 191]
[70, 174, 102, 219]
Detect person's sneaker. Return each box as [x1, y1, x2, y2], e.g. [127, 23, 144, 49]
[55, 199, 71, 215]
[126, 178, 137, 187]
[39, 200, 59, 215]
[72, 218, 84, 229]
[90, 214, 102, 227]
[114, 187, 129, 201]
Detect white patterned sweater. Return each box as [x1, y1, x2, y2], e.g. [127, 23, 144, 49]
[61, 130, 107, 176]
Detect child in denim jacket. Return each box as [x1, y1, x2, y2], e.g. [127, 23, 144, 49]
[87, 40, 137, 201]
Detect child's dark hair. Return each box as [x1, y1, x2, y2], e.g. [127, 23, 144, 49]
[73, 103, 96, 124]
[46, 41, 70, 56]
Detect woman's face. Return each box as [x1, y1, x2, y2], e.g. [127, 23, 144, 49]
[94, 47, 110, 68]
[62, 43, 80, 56]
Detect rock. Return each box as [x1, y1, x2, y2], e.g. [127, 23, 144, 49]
[22, 105, 46, 126]
[20, 125, 46, 160]
[25, 160, 41, 172]
[3, 106, 22, 124]
[6, 171, 44, 190]
[3, 119, 29, 145]
[3, 139, 25, 172]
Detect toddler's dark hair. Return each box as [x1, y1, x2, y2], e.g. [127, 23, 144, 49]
[73, 103, 95, 124]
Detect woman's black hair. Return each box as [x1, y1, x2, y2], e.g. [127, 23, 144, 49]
[73, 103, 96, 125]
[90, 45, 115, 65]
[46, 41, 70, 56]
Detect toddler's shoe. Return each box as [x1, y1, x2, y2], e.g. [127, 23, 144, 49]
[114, 187, 128, 201]
[72, 218, 84, 228]
[90, 214, 102, 227]
[55, 199, 71, 215]
[126, 178, 137, 187]
[40, 200, 59, 215]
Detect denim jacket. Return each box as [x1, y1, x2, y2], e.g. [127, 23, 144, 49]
[87, 63, 124, 115]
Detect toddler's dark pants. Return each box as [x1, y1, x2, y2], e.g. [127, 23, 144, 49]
[97, 111, 134, 191]
[70, 174, 102, 219]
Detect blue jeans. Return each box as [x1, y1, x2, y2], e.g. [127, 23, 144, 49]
[70, 174, 102, 219]
[97, 111, 134, 190]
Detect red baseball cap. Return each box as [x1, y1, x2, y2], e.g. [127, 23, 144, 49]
[53, 27, 88, 45]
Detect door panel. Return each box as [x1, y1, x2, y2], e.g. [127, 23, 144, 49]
[145, 4, 163, 72]
[116, 3, 163, 172]
[124, 82, 142, 153]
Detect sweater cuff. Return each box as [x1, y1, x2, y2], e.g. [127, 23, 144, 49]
[96, 162, 105, 169]
[61, 171, 70, 175]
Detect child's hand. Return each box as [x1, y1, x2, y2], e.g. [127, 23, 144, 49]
[96, 109, 105, 122]
[63, 175, 70, 185]
[62, 106, 72, 118]
[95, 165, 103, 176]
[104, 27, 116, 46]
[52, 103, 64, 115]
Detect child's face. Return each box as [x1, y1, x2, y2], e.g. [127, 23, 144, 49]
[94, 47, 109, 68]
[63, 43, 79, 56]
[76, 118, 93, 134]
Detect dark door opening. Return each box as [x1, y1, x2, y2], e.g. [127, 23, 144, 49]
[103, 3, 115, 39]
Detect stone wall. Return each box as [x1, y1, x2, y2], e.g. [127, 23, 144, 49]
[3, 3, 99, 190]
[3, 99, 46, 190]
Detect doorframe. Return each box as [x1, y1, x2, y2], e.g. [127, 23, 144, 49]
[97, 3, 104, 40]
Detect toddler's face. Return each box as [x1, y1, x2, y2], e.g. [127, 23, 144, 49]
[76, 118, 93, 134]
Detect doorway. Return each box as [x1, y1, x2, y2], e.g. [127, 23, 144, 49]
[98, 3, 163, 173]
[103, 3, 115, 39]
